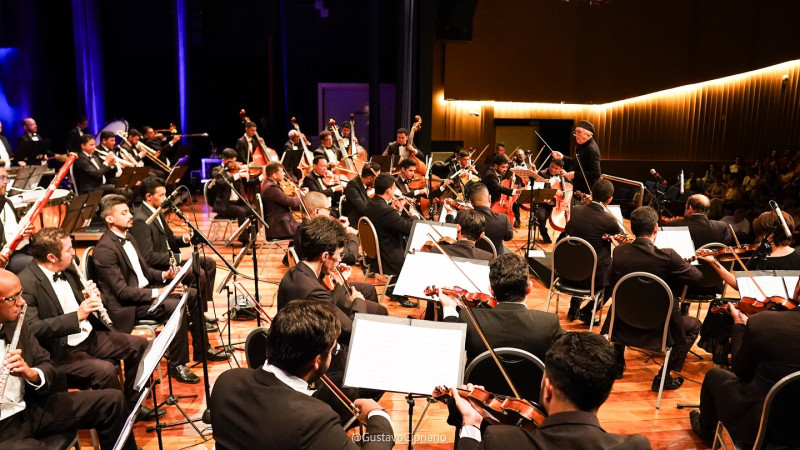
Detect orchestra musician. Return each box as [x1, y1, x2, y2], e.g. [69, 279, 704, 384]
[142, 125, 179, 166]
[0, 269, 137, 450]
[282, 129, 303, 154]
[209, 300, 394, 450]
[394, 158, 428, 199]
[663, 194, 733, 248]
[65, 116, 88, 153]
[260, 161, 303, 241]
[92, 194, 222, 385]
[440, 254, 563, 364]
[314, 130, 340, 165]
[131, 177, 220, 334]
[0, 163, 35, 273]
[510, 148, 528, 168]
[484, 155, 520, 228]
[18, 228, 157, 421]
[481, 142, 506, 176]
[561, 179, 623, 326]
[448, 149, 481, 196]
[453, 332, 651, 450]
[446, 183, 514, 256]
[602, 206, 702, 390]
[690, 301, 800, 448]
[382, 128, 424, 161]
[339, 121, 358, 152]
[235, 121, 262, 164]
[73, 134, 119, 196]
[433, 210, 494, 261]
[364, 174, 417, 308]
[551, 120, 601, 198]
[0, 121, 13, 167]
[123, 129, 164, 179]
[18, 118, 63, 166]
[303, 155, 344, 211]
[533, 159, 567, 243]
[211, 149, 252, 250]
[343, 162, 380, 227]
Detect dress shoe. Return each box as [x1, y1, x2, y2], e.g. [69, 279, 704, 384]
[540, 233, 552, 244]
[680, 302, 691, 316]
[169, 365, 200, 384]
[204, 313, 218, 324]
[513, 218, 521, 228]
[136, 405, 166, 422]
[567, 307, 579, 321]
[578, 309, 600, 327]
[206, 323, 219, 333]
[651, 373, 684, 392]
[194, 347, 232, 362]
[689, 410, 714, 447]
[399, 299, 418, 308]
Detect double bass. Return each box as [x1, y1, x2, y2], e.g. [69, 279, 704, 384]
[290, 117, 315, 179]
[406, 115, 427, 191]
[239, 109, 279, 174]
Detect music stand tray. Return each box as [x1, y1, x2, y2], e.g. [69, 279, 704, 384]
[369, 155, 393, 173]
[60, 191, 103, 234]
[516, 188, 557, 207]
[281, 149, 304, 176]
[115, 167, 149, 188]
[165, 166, 187, 186]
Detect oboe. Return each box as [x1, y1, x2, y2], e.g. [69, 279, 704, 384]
[71, 260, 114, 328]
[0, 304, 27, 404]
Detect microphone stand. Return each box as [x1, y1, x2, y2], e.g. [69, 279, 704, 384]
[162, 201, 241, 425]
[218, 173, 271, 327]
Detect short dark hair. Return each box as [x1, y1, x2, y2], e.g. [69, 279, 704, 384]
[265, 161, 284, 177]
[221, 148, 237, 160]
[468, 182, 489, 201]
[361, 162, 380, 178]
[374, 174, 395, 196]
[591, 179, 614, 203]
[545, 332, 618, 411]
[686, 194, 710, 214]
[319, 130, 332, 140]
[99, 131, 115, 141]
[549, 159, 564, 168]
[141, 126, 153, 134]
[457, 149, 470, 159]
[397, 158, 416, 171]
[396, 128, 409, 136]
[100, 194, 129, 219]
[299, 216, 347, 261]
[489, 254, 528, 302]
[266, 300, 341, 375]
[457, 209, 485, 241]
[128, 129, 142, 138]
[29, 228, 69, 263]
[313, 155, 327, 166]
[492, 154, 509, 166]
[140, 177, 165, 197]
[630, 206, 659, 237]
[79, 134, 94, 146]
[244, 121, 256, 129]
[753, 209, 794, 246]
[341, 122, 351, 130]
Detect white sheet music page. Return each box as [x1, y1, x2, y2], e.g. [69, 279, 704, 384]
[734, 271, 786, 301]
[343, 315, 467, 395]
[656, 226, 697, 263]
[606, 205, 625, 231]
[405, 221, 458, 255]
[149, 257, 193, 312]
[393, 251, 491, 300]
[135, 295, 187, 390]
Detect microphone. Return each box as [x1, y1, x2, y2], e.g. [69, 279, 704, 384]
[769, 200, 792, 238]
[145, 188, 184, 225]
[650, 168, 667, 185]
[680, 170, 684, 195]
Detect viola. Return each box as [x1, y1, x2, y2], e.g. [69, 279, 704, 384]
[424, 285, 497, 309]
[432, 385, 546, 430]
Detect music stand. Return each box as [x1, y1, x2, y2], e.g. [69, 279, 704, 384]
[11, 166, 47, 191]
[60, 191, 103, 234]
[115, 167, 151, 189]
[281, 149, 304, 180]
[369, 155, 393, 174]
[164, 166, 188, 186]
[517, 187, 557, 257]
[15, 139, 50, 166]
[112, 387, 150, 450]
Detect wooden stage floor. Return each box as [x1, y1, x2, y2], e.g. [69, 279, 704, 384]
[72, 195, 730, 449]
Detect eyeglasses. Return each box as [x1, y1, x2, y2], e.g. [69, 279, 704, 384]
[0, 176, 8, 182]
[1, 293, 23, 304]
[330, 342, 341, 356]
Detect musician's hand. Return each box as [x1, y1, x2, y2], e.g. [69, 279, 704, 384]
[170, 135, 180, 145]
[334, 185, 344, 192]
[17, 161, 27, 167]
[728, 303, 748, 325]
[350, 286, 365, 302]
[139, 150, 148, 159]
[415, 188, 428, 196]
[339, 264, 353, 281]
[438, 290, 459, 309]
[173, 284, 186, 296]
[21, 224, 35, 240]
[551, 151, 564, 160]
[442, 179, 453, 187]
[564, 171, 575, 181]
[697, 254, 716, 265]
[354, 399, 384, 423]
[77, 297, 103, 321]
[4, 349, 39, 383]
[451, 385, 484, 428]
[104, 152, 116, 166]
[0, 252, 8, 267]
[163, 268, 175, 280]
[84, 280, 102, 301]
[443, 201, 454, 214]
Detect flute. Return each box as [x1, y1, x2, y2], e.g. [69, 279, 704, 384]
[0, 304, 27, 403]
[71, 260, 114, 328]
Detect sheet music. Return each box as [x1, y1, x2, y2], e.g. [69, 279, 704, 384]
[405, 221, 458, 255]
[149, 257, 193, 312]
[531, 182, 546, 190]
[113, 387, 149, 450]
[734, 271, 787, 301]
[393, 252, 491, 300]
[783, 275, 799, 299]
[135, 295, 187, 390]
[655, 226, 697, 264]
[606, 205, 624, 231]
[344, 314, 467, 395]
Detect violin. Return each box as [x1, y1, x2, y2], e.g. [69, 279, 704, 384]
[709, 296, 797, 317]
[432, 385, 546, 430]
[443, 197, 473, 211]
[602, 233, 634, 244]
[424, 285, 497, 309]
[684, 244, 759, 263]
[418, 237, 457, 253]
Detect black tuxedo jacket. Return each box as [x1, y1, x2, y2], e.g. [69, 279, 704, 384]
[276, 263, 354, 342]
[210, 368, 394, 450]
[344, 177, 370, 227]
[483, 168, 514, 204]
[130, 204, 188, 270]
[363, 197, 413, 275]
[382, 141, 424, 160]
[562, 202, 622, 288]
[314, 145, 341, 163]
[662, 213, 732, 248]
[74, 151, 114, 194]
[603, 237, 703, 349]
[712, 308, 800, 445]
[65, 127, 84, 152]
[260, 180, 301, 240]
[235, 135, 257, 163]
[282, 139, 302, 154]
[435, 240, 494, 262]
[0, 196, 21, 248]
[92, 230, 163, 333]
[19, 263, 111, 364]
[562, 139, 601, 195]
[302, 172, 335, 197]
[211, 165, 245, 213]
[394, 176, 414, 198]
[458, 410, 651, 450]
[1, 318, 63, 405]
[452, 207, 513, 256]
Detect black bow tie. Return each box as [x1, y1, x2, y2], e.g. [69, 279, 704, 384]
[52, 272, 67, 282]
[118, 235, 129, 244]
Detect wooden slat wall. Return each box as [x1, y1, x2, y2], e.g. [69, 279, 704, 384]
[437, 60, 800, 162]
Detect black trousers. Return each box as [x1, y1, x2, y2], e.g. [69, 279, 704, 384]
[218, 203, 250, 244]
[134, 288, 203, 367]
[182, 255, 217, 311]
[62, 330, 148, 412]
[0, 389, 136, 450]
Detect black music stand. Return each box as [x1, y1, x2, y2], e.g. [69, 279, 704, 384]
[165, 166, 188, 186]
[115, 167, 151, 189]
[281, 148, 304, 181]
[518, 187, 557, 256]
[369, 155, 394, 174]
[60, 191, 103, 234]
[11, 166, 48, 191]
[15, 140, 51, 166]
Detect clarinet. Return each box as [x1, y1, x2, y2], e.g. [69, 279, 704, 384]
[71, 260, 114, 328]
[0, 304, 27, 404]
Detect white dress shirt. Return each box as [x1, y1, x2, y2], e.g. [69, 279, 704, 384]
[0, 138, 10, 166]
[0, 324, 45, 422]
[1, 200, 28, 250]
[82, 150, 106, 185]
[38, 265, 91, 346]
[110, 230, 158, 298]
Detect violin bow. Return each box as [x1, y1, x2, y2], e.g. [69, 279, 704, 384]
[728, 250, 769, 301]
[425, 234, 521, 398]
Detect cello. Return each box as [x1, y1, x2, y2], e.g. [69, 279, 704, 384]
[239, 109, 278, 173]
[406, 115, 427, 191]
[491, 163, 518, 225]
[290, 117, 315, 179]
[328, 119, 358, 180]
[548, 174, 573, 232]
